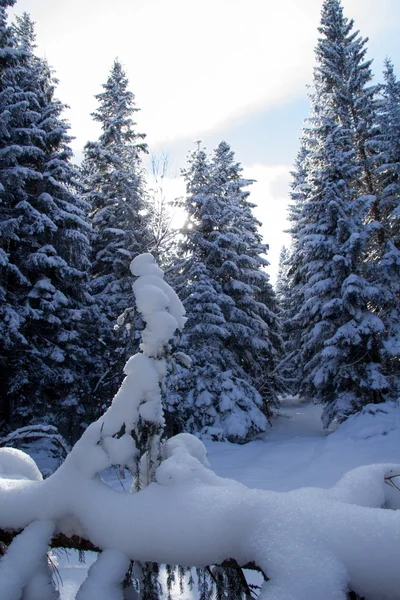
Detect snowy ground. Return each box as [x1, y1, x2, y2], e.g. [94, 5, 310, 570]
[206, 397, 400, 492]
[54, 397, 400, 598]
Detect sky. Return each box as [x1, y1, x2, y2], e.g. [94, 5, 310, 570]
[8, 0, 400, 282]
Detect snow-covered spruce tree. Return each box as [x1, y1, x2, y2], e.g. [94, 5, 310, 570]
[211, 141, 284, 409]
[0, 7, 92, 433]
[368, 58, 400, 395]
[315, 0, 379, 199]
[320, 4, 400, 401]
[279, 143, 311, 394]
[276, 246, 289, 304]
[289, 0, 390, 426]
[298, 107, 387, 426]
[167, 142, 283, 442]
[275, 246, 298, 393]
[275, 246, 291, 365]
[0, 0, 25, 426]
[166, 145, 248, 441]
[120, 254, 185, 600]
[82, 59, 152, 408]
[374, 59, 400, 244]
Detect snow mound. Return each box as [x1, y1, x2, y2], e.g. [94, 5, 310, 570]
[0, 520, 55, 600]
[156, 433, 213, 486]
[331, 401, 400, 441]
[0, 447, 43, 481]
[165, 433, 210, 468]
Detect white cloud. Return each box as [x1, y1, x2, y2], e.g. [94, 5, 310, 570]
[243, 164, 292, 283]
[9, 0, 393, 150]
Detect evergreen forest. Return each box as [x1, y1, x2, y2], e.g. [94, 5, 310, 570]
[0, 0, 400, 598]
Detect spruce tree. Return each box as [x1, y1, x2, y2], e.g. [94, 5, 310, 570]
[276, 246, 289, 303]
[370, 58, 400, 394]
[167, 145, 251, 441]
[0, 8, 92, 433]
[82, 59, 152, 407]
[298, 104, 387, 425]
[211, 141, 284, 409]
[375, 59, 400, 234]
[288, 0, 390, 426]
[0, 0, 26, 424]
[315, 0, 378, 196]
[168, 142, 283, 442]
[280, 143, 311, 394]
[275, 245, 298, 393]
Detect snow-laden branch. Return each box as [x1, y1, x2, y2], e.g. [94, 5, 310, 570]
[75, 549, 131, 600]
[1, 254, 400, 599]
[0, 520, 55, 600]
[0, 424, 70, 459]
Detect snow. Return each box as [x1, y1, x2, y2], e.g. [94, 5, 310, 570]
[0, 520, 55, 600]
[13, 397, 399, 600]
[59, 253, 186, 481]
[131, 253, 186, 335]
[75, 549, 130, 600]
[1, 253, 400, 599]
[131, 254, 185, 358]
[0, 447, 43, 482]
[206, 398, 400, 492]
[56, 553, 98, 600]
[157, 433, 212, 486]
[1, 405, 399, 599]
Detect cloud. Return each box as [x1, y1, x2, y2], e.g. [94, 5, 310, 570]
[9, 0, 393, 151]
[243, 164, 292, 283]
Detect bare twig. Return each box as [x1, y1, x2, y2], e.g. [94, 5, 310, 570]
[385, 473, 400, 492]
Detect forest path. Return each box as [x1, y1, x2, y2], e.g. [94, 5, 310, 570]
[205, 398, 329, 492]
[206, 396, 400, 493]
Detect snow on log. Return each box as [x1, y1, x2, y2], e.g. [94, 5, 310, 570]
[0, 447, 43, 482]
[0, 520, 55, 600]
[1, 451, 400, 598]
[22, 554, 60, 600]
[76, 549, 131, 600]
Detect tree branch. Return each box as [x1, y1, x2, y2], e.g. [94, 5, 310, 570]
[0, 529, 100, 553]
[0, 528, 268, 581]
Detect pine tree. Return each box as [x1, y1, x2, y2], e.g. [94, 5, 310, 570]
[82, 59, 152, 407]
[287, 0, 390, 426]
[0, 8, 92, 434]
[168, 142, 282, 442]
[280, 143, 311, 394]
[167, 145, 250, 441]
[211, 141, 284, 409]
[369, 58, 400, 394]
[275, 245, 298, 393]
[0, 0, 27, 424]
